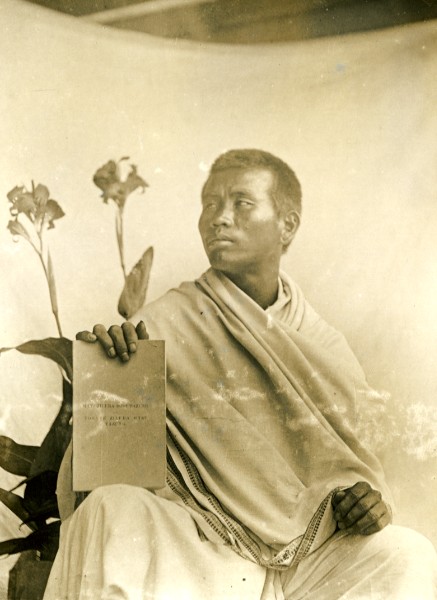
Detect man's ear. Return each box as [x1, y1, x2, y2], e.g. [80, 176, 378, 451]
[280, 210, 300, 247]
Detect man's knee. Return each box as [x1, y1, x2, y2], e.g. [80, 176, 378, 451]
[78, 484, 155, 519]
[368, 524, 437, 569]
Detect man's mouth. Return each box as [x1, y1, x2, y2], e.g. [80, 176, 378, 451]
[207, 236, 234, 247]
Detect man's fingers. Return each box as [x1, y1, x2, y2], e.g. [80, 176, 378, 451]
[107, 325, 130, 361]
[332, 490, 346, 509]
[79, 322, 149, 361]
[336, 495, 380, 528]
[360, 511, 392, 535]
[343, 505, 391, 535]
[136, 321, 149, 340]
[340, 499, 385, 530]
[353, 502, 387, 532]
[334, 481, 373, 520]
[122, 322, 138, 353]
[75, 330, 97, 343]
[92, 324, 117, 358]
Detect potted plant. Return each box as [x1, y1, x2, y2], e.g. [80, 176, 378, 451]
[0, 158, 151, 598]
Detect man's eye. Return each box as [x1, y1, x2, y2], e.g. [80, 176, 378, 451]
[202, 199, 216, 209]
[236, 199, 252, 207]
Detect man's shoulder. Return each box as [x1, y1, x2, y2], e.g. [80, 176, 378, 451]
[282, 274, 366, 380]
[300, 303, 366, 379]
[138, 278, 204, 321]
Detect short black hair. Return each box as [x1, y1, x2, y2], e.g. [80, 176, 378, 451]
[206, 148, 302, 218]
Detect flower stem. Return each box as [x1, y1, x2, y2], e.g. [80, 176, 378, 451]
[37, 250, 63, 338]
[52, 310, 63, 339]
[116, 207, 127, 280]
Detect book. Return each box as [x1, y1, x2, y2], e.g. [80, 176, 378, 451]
[72, 339, 166, 491]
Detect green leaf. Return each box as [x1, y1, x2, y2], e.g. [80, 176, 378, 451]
[23, 471, 58, 519]
[0, 538, 29, 557]
[30, 378, 72, 476]
[118, 246, 154, 319]
[0, 338, 72, 380]
[0, 521, 60, 557]
[22, 502, 59, 524]
[0, 436, 38, 477]
[0, 488, 30, 524]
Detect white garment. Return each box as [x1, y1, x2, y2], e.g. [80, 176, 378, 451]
[45, 270, 437, 598]
[44, 484, 437, 600]
[44, 484, 266, 600]
[57, 269, 393, 565]
[279, 524, 437, 600]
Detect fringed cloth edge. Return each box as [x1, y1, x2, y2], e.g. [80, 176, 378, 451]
[166, 427, 339, 570]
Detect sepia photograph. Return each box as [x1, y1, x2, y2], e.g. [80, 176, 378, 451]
[0, 0, 436, 598]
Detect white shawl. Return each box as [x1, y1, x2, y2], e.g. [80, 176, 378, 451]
[58, 268, 390, 568]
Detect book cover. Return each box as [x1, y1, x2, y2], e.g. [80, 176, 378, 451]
[72, 339, 166, 491]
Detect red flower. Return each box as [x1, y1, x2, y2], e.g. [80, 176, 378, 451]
[93, 158, 148, 209]
[7, 184, 65, 237]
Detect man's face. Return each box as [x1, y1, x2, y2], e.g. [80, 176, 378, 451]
[198, 167, 288, 278]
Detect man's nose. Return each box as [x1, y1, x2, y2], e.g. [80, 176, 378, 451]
[213, 201, 234, 227]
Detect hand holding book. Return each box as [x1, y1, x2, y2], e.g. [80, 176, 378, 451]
[76, 320, 149, 362]
[72, 339, 166, 492]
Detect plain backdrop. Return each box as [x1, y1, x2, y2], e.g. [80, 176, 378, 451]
[0, 0, 436, 591]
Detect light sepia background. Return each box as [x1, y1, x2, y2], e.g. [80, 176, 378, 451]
[0, 0, 436, 592]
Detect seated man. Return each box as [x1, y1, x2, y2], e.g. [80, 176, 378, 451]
[44, 149, 437, 599]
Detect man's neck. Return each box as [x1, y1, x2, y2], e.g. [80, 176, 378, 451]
[223, 269, 280, 309]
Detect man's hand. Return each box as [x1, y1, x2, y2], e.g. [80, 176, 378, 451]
[332, 481, 392, 535]
[75, 321, 149, 362]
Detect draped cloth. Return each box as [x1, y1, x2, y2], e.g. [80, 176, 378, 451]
[140, 268, 391, 569]
[55, 268, 391, 568]
[46, 269, 437, 600]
